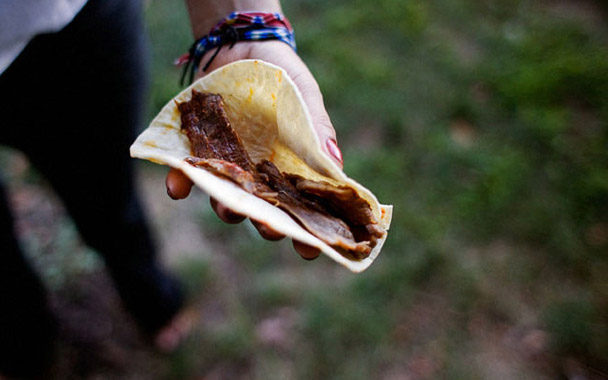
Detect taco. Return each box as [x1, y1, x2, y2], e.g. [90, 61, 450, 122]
[130, 60, 392, 272]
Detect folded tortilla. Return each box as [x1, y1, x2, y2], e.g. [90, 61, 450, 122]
[130, 59, 392, 272]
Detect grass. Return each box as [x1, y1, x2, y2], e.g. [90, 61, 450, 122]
[1, 0, 604, 378]
[140, 0, 608, 378]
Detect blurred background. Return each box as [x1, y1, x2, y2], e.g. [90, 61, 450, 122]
[1, 0, 606, 378]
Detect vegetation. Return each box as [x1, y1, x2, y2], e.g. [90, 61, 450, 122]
[2, 0, 605, 378]
[144, 1, 608, 378]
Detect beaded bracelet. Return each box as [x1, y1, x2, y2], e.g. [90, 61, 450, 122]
[177, 12, 297, 85]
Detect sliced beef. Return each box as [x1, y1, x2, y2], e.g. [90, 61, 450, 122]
[284, 174, 384, 247]
[256, 160, 371, 257]
[178, 91, 382, 259]
[179, 90, 256, 172]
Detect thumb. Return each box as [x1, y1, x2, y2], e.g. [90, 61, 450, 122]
[289, 67, 343, 168]
[249, 42, 344, 167]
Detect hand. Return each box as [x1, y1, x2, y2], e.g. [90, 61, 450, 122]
[165, 41, 343, 261]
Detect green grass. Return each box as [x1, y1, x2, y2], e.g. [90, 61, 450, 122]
[142, 0, 608, 378]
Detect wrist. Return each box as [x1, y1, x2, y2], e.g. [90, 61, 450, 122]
[185, 0, 283, 39]
[178, 11, 296, 84]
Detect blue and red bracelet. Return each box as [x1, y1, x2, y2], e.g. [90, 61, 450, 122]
[177, 12, 297, 85]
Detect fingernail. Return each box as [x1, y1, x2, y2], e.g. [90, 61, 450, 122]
[166, 169, 193, 200]
[224, 210, 246, 224]
[326, 138, 343, 165]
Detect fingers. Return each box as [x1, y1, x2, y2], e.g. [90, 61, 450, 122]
[166, 168, 194, 200]
[210, 197, 283, 239]
[176, 42, 329, 263]
[166, 171, 284, 238]
[293, 240, 321, 261]
[210, 200, 319, 260]
[253, 42, 344, 168]
[252, 220, 321, 261]
[251, 220, 285, 241]
[169, 179, 320, 260]
[253, 220, 321, 261]
[286, 64, 340, 162]
[210, 197, 246, 224]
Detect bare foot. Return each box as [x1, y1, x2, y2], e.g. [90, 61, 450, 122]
[153, 307, 198, 353]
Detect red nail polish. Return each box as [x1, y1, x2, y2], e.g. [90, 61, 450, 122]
[326, 138, 343, 165]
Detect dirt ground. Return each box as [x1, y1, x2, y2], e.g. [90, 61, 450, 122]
[3, 148, 606, 380]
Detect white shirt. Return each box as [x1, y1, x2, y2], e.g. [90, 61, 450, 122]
[0, 0, 87, 74]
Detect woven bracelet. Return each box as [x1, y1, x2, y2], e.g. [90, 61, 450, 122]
[176, 12, 297, 85]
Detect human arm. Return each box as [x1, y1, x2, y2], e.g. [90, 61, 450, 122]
[181, 0, 342, 166]
[166, 0, 343, 260]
